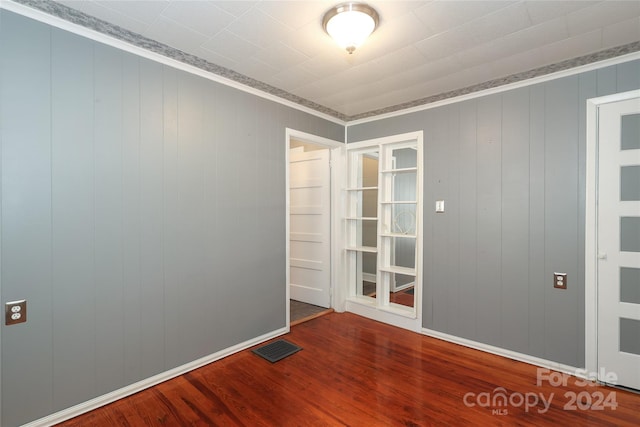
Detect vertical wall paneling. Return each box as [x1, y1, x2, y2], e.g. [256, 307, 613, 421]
[0, 14, 54, 427]
[211, 84, 241, 348]
[428, 108, 450, 332]
[201, 80, 221, 350]
[347, 58, 639, 367]
[456, 101, 478, 340]
[121, 52, 143, 383]
[254, 98, 285, 327]
[596, 66, 617, 96]
[237, 94, 258, 314]
[138, 59, 166, 376]
[544, 77, 580, 366]
[93, 43, 125, 395]
[616, 61, 640, 92]
[501, 88, 530, 354]
[2, 10, 343, 425]
[236, 94, 269, 338]
[474, 95, 503, 347]
[162, 65, 180, 364]
[576, 71, 597, 366]
[214, 86, 242, 339]
[51, 28, 96, 409]
[445, 106, 461, 337]
[528, 84, 547, 359]
[171, 71, 207, 367]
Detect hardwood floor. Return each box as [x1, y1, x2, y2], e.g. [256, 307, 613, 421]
[290, 299, 333, 325]
[58, 313, 640, 426]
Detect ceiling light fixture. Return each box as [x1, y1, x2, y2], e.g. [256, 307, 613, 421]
[323, 2, 379, 54]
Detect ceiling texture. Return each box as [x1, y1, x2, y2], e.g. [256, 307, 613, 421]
[14, 0, 640, 121]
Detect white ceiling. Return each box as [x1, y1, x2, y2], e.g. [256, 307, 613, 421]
[54, 0, 640, 118]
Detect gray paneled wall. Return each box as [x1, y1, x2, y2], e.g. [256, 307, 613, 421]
[348, 59, 640, 368]
[0, 10, 342, 427]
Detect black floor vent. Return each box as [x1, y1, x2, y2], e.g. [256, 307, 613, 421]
[252, 339, 302, 363]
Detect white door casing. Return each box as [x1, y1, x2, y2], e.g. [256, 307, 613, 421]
[596, 95, 640, 390]
[285, 128, 345, 327]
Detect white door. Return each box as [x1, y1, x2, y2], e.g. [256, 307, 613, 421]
[289, 147, 331, 308]
[597, 95, 640, 390]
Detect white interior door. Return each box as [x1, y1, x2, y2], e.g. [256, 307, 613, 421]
[289, 147, 331, 308]
[597, 95, 640, 390]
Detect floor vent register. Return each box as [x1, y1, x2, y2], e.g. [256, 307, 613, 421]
[252, 339, 302, 363]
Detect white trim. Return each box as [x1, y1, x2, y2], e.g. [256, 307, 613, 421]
[22, 326, 288, 427]
[585, 89, 640, 377]
[331, 145, 347, 312]
[285, 129, 344, 321]
[347, 300, 422, 332]
[585, 98, 599, 376]
[347, 131, 424, 149]
[287, 129, 345, 150]
[0, 0, 345, 126]
[348, 51, 640, 127]
[423, 328, 584, 378]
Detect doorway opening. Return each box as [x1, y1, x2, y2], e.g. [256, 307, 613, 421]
[285, 129, 343, 327]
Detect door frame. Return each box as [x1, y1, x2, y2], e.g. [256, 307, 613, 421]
[585, 89, 640, 377]
[285, 128, 345, 328]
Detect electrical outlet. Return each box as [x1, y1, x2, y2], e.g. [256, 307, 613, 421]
[5, 300, 26, 325]
[554, 273, 567, 290]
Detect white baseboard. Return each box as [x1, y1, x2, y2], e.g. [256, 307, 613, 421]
[23, 327, 289, 427]
[422, 328, 583, 378]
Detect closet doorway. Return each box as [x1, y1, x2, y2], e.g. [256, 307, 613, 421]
[285, 129, 343, 326]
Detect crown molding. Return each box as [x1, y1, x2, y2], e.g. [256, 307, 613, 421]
[2, 0, 348, 125]
[3, 0, 640, 125]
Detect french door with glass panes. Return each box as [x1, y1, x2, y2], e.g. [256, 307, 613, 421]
[344, 132, 423, 332]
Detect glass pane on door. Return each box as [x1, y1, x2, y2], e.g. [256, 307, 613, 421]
[620, 318, 640, 355]
[621, 267, 640, 304]
[621, 165, 640, 201]
[621, 114, 640, 150]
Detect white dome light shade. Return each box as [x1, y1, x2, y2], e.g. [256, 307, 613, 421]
[323, 3, 379, 54]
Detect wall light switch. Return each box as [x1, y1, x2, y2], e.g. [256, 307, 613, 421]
[554, 273, 567, 289]
[435, 200, 445, 213]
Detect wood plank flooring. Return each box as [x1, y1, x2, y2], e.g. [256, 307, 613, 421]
[58, 312, 640, 426]
[290, 299, 333, 325]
